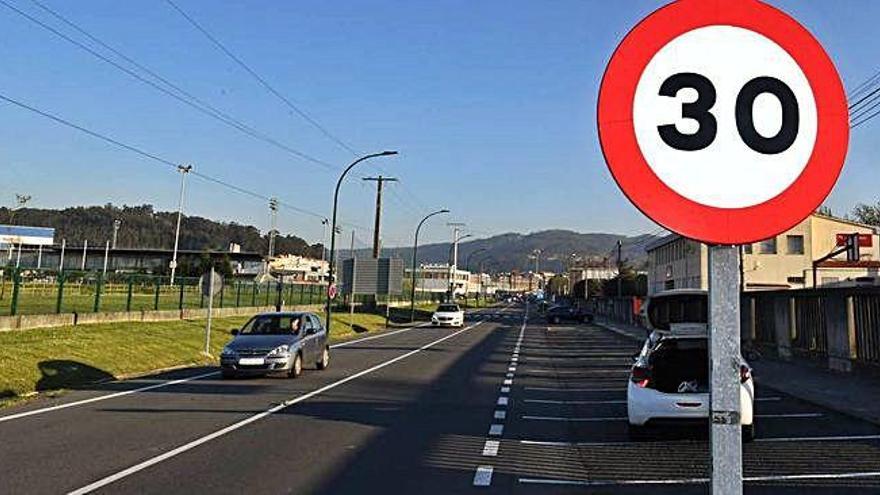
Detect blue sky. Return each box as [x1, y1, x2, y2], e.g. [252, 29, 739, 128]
[0, 0, 878, 248]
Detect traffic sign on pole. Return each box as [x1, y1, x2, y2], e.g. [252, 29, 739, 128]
[598, 0, 848, 245]
[597, 2, 849, 494]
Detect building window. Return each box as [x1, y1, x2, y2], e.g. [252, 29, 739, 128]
[787, 276, 805, 285]
[758, 237, 777, 254]
[786, 235, 804, 255]
[742, 244, 752, 254]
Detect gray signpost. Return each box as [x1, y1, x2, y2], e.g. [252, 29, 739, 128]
[200, 268, 223, 356]
[708, 246, 742, 492]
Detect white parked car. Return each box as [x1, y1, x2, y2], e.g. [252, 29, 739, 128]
[432, 303, 464, 327]
[627, 290, 755, 441]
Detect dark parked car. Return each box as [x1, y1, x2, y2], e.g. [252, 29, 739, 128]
[545, 305, 594, 324]
[220, 312, 329, 379]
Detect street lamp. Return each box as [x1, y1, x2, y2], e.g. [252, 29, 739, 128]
[410, 208, 450, 322]
[170, 164, 192, 286]
[447, 233, 472, 299]
[326, 151, 398, 335]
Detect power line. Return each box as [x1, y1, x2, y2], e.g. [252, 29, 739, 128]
[2, 0, 335, 171]
[163, 0, 360, 157]
[0, 90, 329, 220]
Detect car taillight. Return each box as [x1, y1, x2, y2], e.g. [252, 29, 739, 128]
[631, 365, 650, 388]
[740, 364, 752, 384]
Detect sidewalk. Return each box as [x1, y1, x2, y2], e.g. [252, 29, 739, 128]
[595, 317, 880, 427]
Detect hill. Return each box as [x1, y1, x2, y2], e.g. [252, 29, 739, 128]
[378, 229, 657, 273]
[0, 204, 322, 258]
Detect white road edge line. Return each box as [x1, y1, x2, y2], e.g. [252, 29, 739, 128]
[0, 320, 434, 425]
[67, 320, 484, 495]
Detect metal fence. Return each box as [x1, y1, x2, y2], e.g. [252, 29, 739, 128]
[0, 267, 445, 317]
[852, 294, 880, 365]
[792, 294, 828, 358]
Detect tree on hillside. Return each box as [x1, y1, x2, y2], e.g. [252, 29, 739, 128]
[852, 202, 880, 227]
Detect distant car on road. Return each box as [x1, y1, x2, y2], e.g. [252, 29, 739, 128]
[432, 303, 464, 327]
[220, 312, 329, 379]
[545, 305, 594, 324]
[627, 290, 755, 441]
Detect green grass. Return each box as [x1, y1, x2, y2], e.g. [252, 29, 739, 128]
[0, 310, 393, 407]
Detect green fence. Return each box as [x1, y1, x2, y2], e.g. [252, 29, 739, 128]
[0, 267, 480, 317]
[0, 268, 335, 316]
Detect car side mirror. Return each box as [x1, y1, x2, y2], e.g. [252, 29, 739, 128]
[306, 327, 317, 335]
[230, 329, 239, 335]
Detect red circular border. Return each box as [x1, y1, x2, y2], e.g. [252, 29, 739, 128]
[598, 0, 849, 245]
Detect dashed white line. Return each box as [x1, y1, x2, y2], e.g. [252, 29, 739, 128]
[489, 424, 504, 436]
[498, 397, 509, 406]
[473, 466, 494, 486]
[482, 440, 500, 457]
[518, 471, 880, 486]
[500, 386, 510, 393]
[494, 410, 507, 420]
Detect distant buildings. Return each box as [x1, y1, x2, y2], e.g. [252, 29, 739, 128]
[269, 254, 328, 283]
[646, 213, 880, 294]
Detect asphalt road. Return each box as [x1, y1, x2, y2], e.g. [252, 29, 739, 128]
[0, 304, 878, 494]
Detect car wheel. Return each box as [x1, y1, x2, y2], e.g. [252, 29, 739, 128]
[742, 423, 755, 443]
[316, 347, 330, 370]
[221, 370, 236, 379]
[627, 423, 649, 441]
[288, 352, 303, 379]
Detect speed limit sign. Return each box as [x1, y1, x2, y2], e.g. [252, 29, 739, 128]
[598, 0, 849, 244]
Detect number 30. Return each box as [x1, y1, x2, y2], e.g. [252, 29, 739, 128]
[657, 72, 800, 155]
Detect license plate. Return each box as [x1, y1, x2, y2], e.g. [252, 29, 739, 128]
[238, 357, 265, 366]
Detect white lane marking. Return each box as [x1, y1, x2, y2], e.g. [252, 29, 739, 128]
[522, 415, 625, 422]
[503, 379, 513, 386]
[497, 397, 509, 406]
[473, 466, 494, 486]
[524, 399, 625, 405]
[0, 371, 219, 425]
[329, 322, 431, 349]
[506, 373, 514, 378]
[67, 321, 485, 495]
[494, 410, 507, 420]
[758, 434, 880, 443]
[518, 472, 880, 486]
[0, 321, 434, 425]
[524, 387, 623, 393]
[500, 387, 510, 393]
[488, 424, 504, 436]
[757, 413, 823, 419]
[507, 366, 516, 372]
[482, 440, 500, 457]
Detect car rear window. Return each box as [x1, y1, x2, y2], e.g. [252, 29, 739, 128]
[648, 294, 707, 331]
[437, 304, 460, 312]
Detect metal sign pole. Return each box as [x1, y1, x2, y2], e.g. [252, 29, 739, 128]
[708, 245, 742, 495]
[205, 269, 214, 356]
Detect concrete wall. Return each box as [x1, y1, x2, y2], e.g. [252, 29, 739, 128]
[0, 303, 328, 332]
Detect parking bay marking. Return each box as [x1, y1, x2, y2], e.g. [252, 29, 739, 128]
[518, 471, 880, 487]
[522, 413, 821, 422]
[520, 434, 880, 447]
[67, 320, 485, 495]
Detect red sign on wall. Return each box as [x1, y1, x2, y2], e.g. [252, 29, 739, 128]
[836, 233, 873, 248]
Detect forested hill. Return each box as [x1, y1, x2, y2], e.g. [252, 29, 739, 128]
[0, 204, 321, 257]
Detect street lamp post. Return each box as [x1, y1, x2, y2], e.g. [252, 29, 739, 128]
[465, 247, 487, 305]
[170, 164, 192, 286]
[326, 151, 398, 336]
[410, 209, 450, 322]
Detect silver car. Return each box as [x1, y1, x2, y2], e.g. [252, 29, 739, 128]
[220, 312, 330, 379]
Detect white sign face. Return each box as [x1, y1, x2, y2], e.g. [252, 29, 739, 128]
[633, 26, 818, 209]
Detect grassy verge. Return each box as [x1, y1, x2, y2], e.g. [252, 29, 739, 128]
[0, 311, 393, 407]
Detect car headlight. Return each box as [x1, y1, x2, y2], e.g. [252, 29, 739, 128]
[220, 346, 237, 357]
[267, 345, 290, 357]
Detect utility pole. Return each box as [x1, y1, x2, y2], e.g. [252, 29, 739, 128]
[616, 239, 623, 297]
[81, 239, 88, 271]
[170, 164, 192, 286]
[349, 229, 357, 326]
[447, 223, 466, 300]
[267, 198, 279, 260]
[321, 219, 328, 281]
[102, 240, 110, 276]
[58, 238, 66, 271]
[362, 176, 397, 259]
[112, 219, 121, 249]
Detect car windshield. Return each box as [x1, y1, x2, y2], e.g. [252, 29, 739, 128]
[240, 315, 301, 335]
[437, 304, 460, 312]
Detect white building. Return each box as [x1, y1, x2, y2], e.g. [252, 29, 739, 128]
[646, 213, 880, 294]
[269, 254, 328, 283]
[406, 263, 472, 296]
